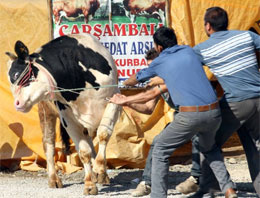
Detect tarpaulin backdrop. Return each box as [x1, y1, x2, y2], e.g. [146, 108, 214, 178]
[0, 0, 259, 172]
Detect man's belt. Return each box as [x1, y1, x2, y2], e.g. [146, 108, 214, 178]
[179, 101, 219, 112]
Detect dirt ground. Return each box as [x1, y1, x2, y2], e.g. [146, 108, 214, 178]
[0, 153, 258, 198]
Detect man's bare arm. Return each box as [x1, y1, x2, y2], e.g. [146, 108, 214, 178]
[109, 84, 168, 114]
[123, 73, 139, 86]
[127, 97, 160, 114]
[109, 86, 165, 105]
[147, 76, 165, 87]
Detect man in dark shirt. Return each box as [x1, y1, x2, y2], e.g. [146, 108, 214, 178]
[193, 7, 260, 196]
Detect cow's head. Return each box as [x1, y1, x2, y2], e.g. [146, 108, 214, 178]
[6, 41, 54, 113]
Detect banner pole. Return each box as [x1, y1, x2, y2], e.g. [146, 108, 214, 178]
[109, 0, 112, 27]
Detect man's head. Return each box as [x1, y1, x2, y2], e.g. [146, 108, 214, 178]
[153, 26, 177, 53]
[145, 48, 159, 65]
[204, 7, 228, 36]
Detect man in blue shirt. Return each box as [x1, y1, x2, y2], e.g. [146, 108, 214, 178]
[193, 7, 260, 197]
[110, 48, 175, 197]
[123, 26, 237, 198]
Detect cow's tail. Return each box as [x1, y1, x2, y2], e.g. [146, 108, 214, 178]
[60, 122, 71, 155]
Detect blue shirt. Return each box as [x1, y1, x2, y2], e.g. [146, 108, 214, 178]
[136, 45, 217, 107]
[193, 30, 260, 102]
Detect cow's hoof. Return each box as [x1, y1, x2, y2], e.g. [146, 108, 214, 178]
[98, 172, 110, 185]
[48, 176, 63, 188]
[91, 171, 98, 183]
[84, 186, 98, 195]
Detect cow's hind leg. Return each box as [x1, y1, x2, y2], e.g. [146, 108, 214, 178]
[93, 103, 121, 184]
[38, 101, 63, 188]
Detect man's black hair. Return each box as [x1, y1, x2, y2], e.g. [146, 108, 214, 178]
[204, 7, 228, 31]
[145, 48, 159, 61]
[153, 26, 177, 50]
[249, 27, 259, 35]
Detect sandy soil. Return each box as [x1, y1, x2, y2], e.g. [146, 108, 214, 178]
[0, 154, 258, 198]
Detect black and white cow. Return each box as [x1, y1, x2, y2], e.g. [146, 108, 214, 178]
[5, 34, 121, 195]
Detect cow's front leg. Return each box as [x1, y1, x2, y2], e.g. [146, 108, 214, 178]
[93, 103, 121, 184]
[130, 14, 136, 23]
[78, 137, 98, 195]
[38, 101, 63, 188]
[57, 105, 98, 195]
[82, 8, 90, 23]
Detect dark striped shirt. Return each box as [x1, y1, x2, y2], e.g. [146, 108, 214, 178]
[194, 30, 260, 102]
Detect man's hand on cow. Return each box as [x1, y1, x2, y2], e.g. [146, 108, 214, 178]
[109, 93, 128, 105]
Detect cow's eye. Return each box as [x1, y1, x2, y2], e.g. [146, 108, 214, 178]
[13, 72, 20, 81]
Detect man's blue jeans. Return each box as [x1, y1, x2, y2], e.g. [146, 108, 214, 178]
[199, 97, 260, 196]
[142, 129, 201, 186]
[191, 135, 201, 178]
[150, 109, 235, 198]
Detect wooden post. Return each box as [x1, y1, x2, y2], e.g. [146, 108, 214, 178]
[47, 0, 54, 40]
[165, 0, 171, 27]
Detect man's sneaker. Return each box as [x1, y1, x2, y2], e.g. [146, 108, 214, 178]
[131, 181, 151, 197]
[176, 176, 199, 194]
[225, 188, 237, 198]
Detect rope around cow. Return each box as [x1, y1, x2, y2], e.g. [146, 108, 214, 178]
[15, 59, 134, 97]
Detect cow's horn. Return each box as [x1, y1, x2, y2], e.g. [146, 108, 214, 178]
[5, 52, 17, 60]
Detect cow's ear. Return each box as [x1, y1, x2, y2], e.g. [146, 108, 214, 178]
[15, 41, 29, 60]
[5, 52, 17, 60]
